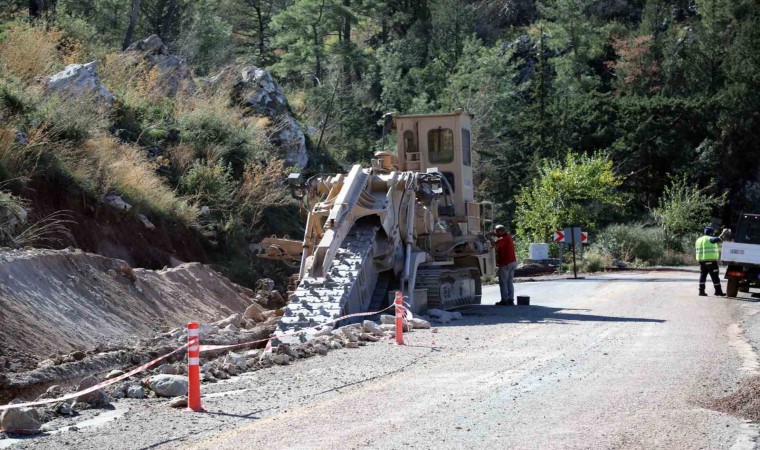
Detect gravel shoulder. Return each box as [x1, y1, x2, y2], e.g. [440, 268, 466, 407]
[5, 271, 760, 449]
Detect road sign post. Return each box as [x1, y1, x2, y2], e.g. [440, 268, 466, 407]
[570, 226, 578, 279]
[554, 227, 586, 278]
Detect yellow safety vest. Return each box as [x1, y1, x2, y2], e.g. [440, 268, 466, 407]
[695, 235, 719, 262]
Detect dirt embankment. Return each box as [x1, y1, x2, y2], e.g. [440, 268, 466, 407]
[0, 247, 255, 358]
[14, 181, 206, 270]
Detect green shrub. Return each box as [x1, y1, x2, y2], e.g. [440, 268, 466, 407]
[592, 223, 665, 265]
[30, 93, 111, 143]
[175, 98, 270, 176]
[650, 174, 724, 249]
[178, 160, 236, 213]
[581, 249, 609, 273]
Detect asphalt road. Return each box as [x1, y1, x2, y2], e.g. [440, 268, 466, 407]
[8, 271, 760, 449]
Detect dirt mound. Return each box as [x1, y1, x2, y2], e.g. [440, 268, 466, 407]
[0, 248, 255, 357]
[707, 375, 760, 422]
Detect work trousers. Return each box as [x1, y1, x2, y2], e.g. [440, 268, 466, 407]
[498, 262, 518, 301]
[699, 261, 722, 294]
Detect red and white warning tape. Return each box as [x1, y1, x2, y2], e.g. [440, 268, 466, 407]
[0, 300, 408, 413]
[0, 343, 190, 412]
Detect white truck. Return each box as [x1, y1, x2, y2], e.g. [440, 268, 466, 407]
[720, 213, 760, 297]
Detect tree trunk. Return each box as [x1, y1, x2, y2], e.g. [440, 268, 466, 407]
[342, 0, 351, 45]
[122, 0, 143, 51]
[313, 25, 322, 86]
[161, 0, 178, 43]
[256, 5, 266, 61]
[28, 0, 44, 19]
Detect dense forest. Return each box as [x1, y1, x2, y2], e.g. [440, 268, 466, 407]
[0, 0, 758, 277]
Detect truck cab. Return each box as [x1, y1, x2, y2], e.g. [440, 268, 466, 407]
[721, 213, 760, 297]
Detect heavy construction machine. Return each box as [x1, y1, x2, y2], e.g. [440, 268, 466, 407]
[256, 111, 496, 343]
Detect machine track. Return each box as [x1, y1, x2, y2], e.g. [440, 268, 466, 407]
[276, 224, 380, 344]
[416, 266, 482, 310]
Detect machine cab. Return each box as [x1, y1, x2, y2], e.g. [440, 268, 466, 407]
[389, 110, 474, 218]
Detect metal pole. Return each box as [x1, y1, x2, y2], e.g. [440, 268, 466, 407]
[571, 227, 578, 279]
[558, 242, 563, 275]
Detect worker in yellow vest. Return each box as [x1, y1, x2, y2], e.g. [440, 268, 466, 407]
[695, 226, 730, 296]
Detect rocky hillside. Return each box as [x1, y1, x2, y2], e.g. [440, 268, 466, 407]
[0, 28, 306, 286]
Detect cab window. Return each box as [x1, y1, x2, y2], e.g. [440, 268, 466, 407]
[428, 128, 454, 164]
[403, 130, 417, 153]
[462, 128, 471, 166]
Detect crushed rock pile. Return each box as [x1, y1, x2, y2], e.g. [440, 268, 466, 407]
[0, 247, 264, 358]
[707, 374, 760, 422]
[0, 314, 433, 436]
[1, 287, 285, 402]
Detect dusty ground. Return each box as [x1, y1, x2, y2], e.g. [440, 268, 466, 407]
[0, 248, 255, 358]
[3, 270, 760, 449]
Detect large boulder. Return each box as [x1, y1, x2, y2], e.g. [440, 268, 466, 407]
[232, 66, 307, 167]
[76, 375, 110, 408]
[45, 61, 114, 103]
[147, 374, 187, 398]
[0, 400, 41, 434]
[124, 35, 194, 97]
[243, 302, 267, 322]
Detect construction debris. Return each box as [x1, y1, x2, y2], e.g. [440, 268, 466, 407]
[147, 375, 187, 398]
[427, 309, 463, 324]
[0, 399, 41, 434]
[169, 397, 188, 408]
[75, 376, 110, 408]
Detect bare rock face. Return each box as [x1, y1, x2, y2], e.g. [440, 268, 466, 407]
[124, 35, 194, 98]
[45, 61, 114, 103]
[232, 66, 307, 167]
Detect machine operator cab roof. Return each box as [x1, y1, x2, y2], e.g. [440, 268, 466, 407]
[374, 110, 474, 217]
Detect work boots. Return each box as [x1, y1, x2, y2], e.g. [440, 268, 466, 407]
[699, 290, 707, 297]
[715, 288, 726, 297]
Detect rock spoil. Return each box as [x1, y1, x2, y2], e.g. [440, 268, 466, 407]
[147, 374, 187, 398]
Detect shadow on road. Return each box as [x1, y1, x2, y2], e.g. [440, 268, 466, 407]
[545, 277, 695, 283]
[454, 305, 666, 326]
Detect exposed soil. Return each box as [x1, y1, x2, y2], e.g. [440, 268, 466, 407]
[13, 180, 206, 270]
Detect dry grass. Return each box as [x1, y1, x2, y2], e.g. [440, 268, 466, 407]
[168, 143, 197, 173]
[236, 159, 289, 230]
[14, 210, 75, 248]
[76, 136, 198, 224]
[0, 123, 52, 181]
[0, 23, 66, 82]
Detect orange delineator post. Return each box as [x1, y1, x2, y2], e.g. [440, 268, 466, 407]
[187, 322, 204, 412]
[395, 291, 404, 345]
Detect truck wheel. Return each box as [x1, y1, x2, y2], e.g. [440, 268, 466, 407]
[727, 279, 739, 298]
[740, 283, 750, 293]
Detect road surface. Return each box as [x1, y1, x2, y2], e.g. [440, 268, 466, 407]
[9, 271, 760, 449]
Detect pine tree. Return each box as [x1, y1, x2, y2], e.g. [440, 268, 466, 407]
[271, 0, 345, 85]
